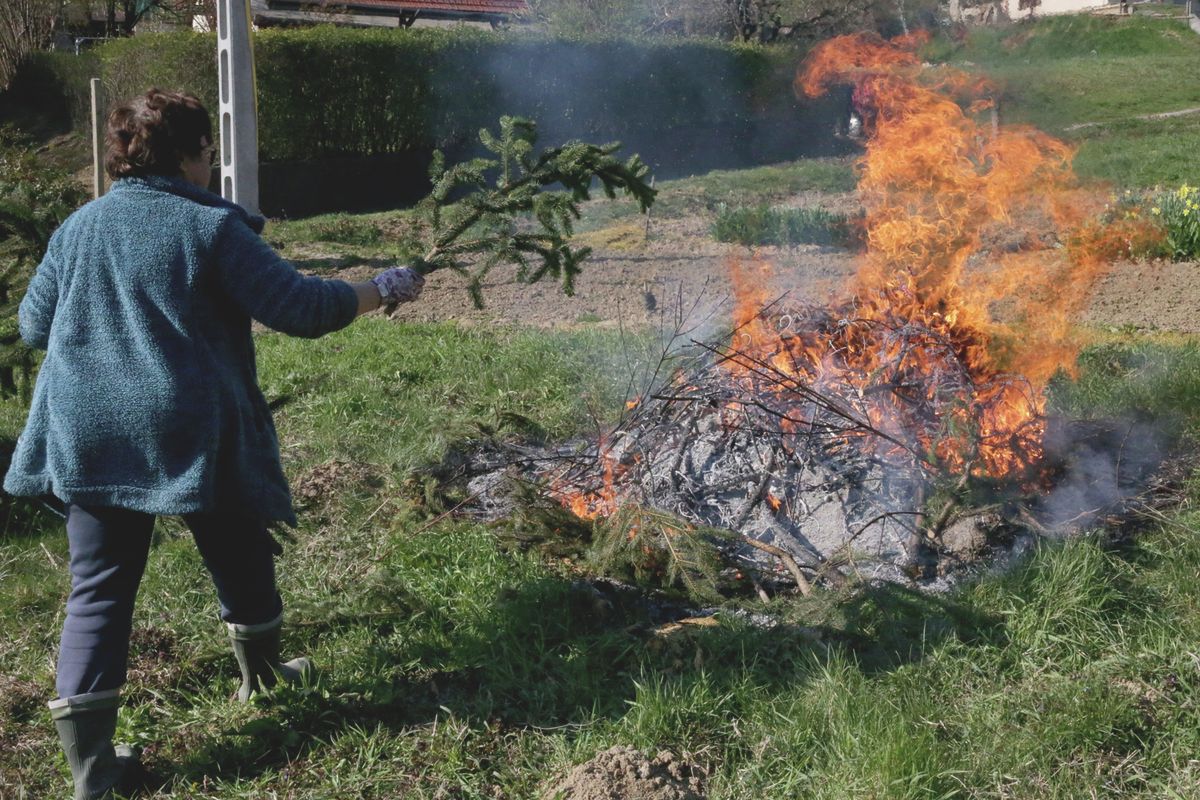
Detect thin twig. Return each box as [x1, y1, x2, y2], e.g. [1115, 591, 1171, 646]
[739, 536, 813, 596]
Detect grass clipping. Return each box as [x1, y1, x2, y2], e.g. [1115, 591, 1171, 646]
[402, 115, 657, 308]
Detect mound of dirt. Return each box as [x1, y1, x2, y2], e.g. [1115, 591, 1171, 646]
[543, 746, 706, 800]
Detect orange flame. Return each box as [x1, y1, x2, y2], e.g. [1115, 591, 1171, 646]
[796, 32, 1125, 385]
[557, 439, 620, 520]
[557, 32, 1143, 520]
[718, 31, 1135, 480]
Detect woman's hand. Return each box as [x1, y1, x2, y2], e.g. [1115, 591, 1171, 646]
[372, 267, 425, 305]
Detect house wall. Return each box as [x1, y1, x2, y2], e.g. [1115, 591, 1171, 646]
[1005, 0, 1111, 16]
[948, 0, 1118, 22]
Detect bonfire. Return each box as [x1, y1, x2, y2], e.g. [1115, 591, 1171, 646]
[502, 32, 1166, 593]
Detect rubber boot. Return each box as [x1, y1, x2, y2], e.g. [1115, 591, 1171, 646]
[226, 614, 313, 702]
[49, 689, 142, 800]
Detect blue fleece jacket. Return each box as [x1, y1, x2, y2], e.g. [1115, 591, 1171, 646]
[3, 175, 359, 525]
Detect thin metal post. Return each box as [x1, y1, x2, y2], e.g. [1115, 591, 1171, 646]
[216, 0, 260, 215]
[90, 78, 104, 199]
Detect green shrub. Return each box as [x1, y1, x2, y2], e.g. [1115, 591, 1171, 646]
[1150, 183, 1200, 260]
[711, 203, 861, 247]
[98, 32, 217, 118]
[0, 51, 99, 133]
[0, 128, 88, 396]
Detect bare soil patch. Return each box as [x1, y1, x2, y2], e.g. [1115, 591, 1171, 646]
[543, 746, 706, 800]
[1081, 259, 1200, 334]
[324, 212, 859, 332]
[312, 196, 1200, 335]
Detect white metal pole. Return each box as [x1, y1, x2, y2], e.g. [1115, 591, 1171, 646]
[216, 0, 260, 215]
[90, 78, 104, 199]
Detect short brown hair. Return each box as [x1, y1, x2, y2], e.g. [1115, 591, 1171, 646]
[105, 88, 213, 180]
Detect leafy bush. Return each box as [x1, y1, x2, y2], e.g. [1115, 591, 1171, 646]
[0, 51, 99, 132]
[0, 128, 88, 396]
[1150, 183, 1200, 260]
[1070, 185, 1200, 264]
[98, 32, 217, 119]
[711, 203, 862, 247]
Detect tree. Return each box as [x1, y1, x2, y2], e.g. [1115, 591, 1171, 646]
[0, 0, 57, 91]
[1018, 0, 1041, 17]
[522, 0, 648, 36]
[63, 0, 189, 37]
[103, 0, 189, 36]
[673, 0, 943, 44]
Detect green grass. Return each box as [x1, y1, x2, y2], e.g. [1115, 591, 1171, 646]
[927, 15, 1200, 189]
[5, 327, 1200, 798]
[265, 209, 410, 255]
[301, 213, 385, 247]
[986, 55, 1200, 131]
[9, 16, 1200, 798]
[255, 319, 641, 470]
[941, 15, 1200, 63]
[1048, 338, 1200, 434]
[711, 204, 861, 248]
[569, 158, 858, 233]
[261, 157, 859, 254]
[1070, 114, 1200, 189]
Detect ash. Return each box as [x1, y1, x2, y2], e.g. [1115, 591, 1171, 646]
[465, 303, 1170, 593]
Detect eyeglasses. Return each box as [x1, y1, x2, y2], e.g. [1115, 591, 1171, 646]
[202, 145, 218, 167]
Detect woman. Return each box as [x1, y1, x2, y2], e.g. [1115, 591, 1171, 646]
[3, 88, 423, 800]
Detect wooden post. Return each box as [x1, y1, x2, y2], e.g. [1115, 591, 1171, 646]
[644, 175, 656, 240]
[90, 78, 104, 199]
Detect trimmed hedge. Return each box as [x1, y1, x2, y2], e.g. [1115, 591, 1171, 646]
[95, 30, 839, 161]
[5, 29, 851, 213]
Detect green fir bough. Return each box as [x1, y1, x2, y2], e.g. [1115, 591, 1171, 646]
[409, 116, 656, 308]
[0, 130, 87, 396]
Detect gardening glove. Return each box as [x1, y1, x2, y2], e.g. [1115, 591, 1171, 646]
[372, 266, 425, 306]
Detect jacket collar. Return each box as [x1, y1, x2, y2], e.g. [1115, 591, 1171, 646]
[113, 175, 266, 234]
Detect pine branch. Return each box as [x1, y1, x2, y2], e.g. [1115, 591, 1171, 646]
[406, 115, 656, 309]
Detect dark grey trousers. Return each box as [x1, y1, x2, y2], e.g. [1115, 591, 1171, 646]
[57, 504, 283, 698]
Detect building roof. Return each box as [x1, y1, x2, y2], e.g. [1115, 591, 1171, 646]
[345, 0, 527, 13]
[264, 0, 528, 22]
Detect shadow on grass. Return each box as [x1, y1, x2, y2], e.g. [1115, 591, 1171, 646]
[0, 438, 68, 541]
[166, 570, 1004, 785]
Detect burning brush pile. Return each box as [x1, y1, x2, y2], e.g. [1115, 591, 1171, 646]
[473, 33, 1169, 593]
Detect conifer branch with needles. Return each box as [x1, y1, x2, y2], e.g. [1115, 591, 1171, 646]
[405, 115, 657, 308]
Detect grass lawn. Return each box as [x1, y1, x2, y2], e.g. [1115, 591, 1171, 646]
[929, 15, 1200, 190]
[5, 322, 1200, 798]
[7, 12, 1200, 800]
[261, 156, 859, 262]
